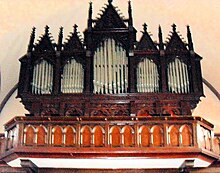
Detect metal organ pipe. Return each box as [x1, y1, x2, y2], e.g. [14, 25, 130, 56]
[31, 60, 53, 95]
[117, 43, 120, 93]
[61, 58, 84, 93]
[93, 38, 128, 94]
[136, 58, 159, 93]
[168, 58, 190, 94]
[181, 61, 187, 93]
[143, 58, 146, 92]
[185, 63, 190, 93]
[177, 59, 184, 93]
[32, 63, 36, 94]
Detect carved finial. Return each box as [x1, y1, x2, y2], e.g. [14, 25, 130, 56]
[89, 1, 92, 18]
[88, 1, 93, 29]
[58, 27, 63, 51]
[143, 23, 147, 33]
[28, 27, 36, 52]
[128, 0, 132, 12]
[74, 24, 78, 33]
[158, 25, 164, 50]
[59, 27, 63, 36]
[45, 25, 49, 35]
[108, 0, 113, 4]
[187, 25, 194, 51]
[172, 23, 176, 32]
[128, 0, 133, 26]
[32, 27, 36, 35]
[159, 25, 162, 34]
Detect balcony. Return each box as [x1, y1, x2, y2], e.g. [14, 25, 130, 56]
[0, 116, 219, 169]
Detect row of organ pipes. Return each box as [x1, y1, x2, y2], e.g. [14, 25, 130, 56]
[61, 58, 84, 93]
[136, 58, 159, 93]
[31, 50, 189, 95]
[167, 58, 190, 94]
[32, 60, 53, 95]
[93, 38, 128, 94]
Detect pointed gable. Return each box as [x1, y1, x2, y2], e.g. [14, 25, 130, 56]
[63, 25, 84, 52]
[166, 24, 188, 52]
[93, 1, 127, 29]
[34, 26, 55, 52]
[136, 23, 158, 51]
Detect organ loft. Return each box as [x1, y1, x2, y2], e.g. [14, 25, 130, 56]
[1, 0, 219, 172]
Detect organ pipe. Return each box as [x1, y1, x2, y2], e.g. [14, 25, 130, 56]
[167, 58, 190, 94]
[61, 58, 84, 93]
[93, 38, 128, 94]
[31, 60, 53, 95]
[137, 58, 159, 93]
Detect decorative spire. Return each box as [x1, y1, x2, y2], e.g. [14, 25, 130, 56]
[88, 1, 93, 29]
[128, 0, 133, 26]
[187, 25, 194, 51]
[108, 0, 113, 5]
[172, 23, 176, 32]
[28, 27, 36, 52]
[57, 27, 63, 51]
[143, 23, 147, 33]
[74, 24, 78, 33]
[158, 25, 164, 50]
[45, 25, 50, 35]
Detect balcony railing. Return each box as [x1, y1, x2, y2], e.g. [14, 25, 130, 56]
[0, 116, 220, 161]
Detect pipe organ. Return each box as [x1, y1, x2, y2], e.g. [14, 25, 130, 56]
[93, 38, 128, 94]
[167, 58, 190, 94]
[136, 58, 159, 93]
[18, 0, 204, 117]
[31, 60, 53, 95]
[61, 58, 84, 93]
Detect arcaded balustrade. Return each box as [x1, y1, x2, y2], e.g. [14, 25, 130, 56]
[1, 116, 219, 155]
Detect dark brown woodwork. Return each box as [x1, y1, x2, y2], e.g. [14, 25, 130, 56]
[20, 159, 38, 173]
[3, 0, 217, 172]
[17, 0, 204, 117]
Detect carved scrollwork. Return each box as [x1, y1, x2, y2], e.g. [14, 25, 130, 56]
[65, 108, 83, 116]
[41, 108, 58, 116]
[162, 107, 180, 116]
[91, 108, 110, 116]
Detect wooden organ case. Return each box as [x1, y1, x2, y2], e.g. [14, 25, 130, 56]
[18, 0, 204, 117]
[3, 1, 220, 172]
